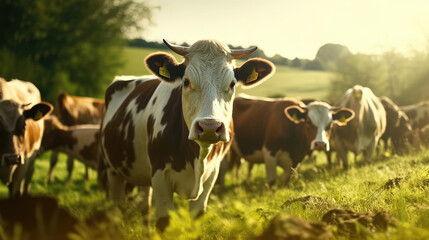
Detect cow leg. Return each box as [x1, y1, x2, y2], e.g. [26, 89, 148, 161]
[337, 146, 349, 170]
[66, 155, 74, 183]
[138, 186, 153, 229]
[364, 139, 377, 163]
[263, 150, 277, 187]
[23, 154, 38, 195]
[84, 166, 90, 180]
[10, 165, 26, 197]
[47, 150, 59, 184]
[246, 161, 254, 183]
[189, 166, 218, 217]
[152, 170, 174, 231]
[277, 152, 293, 186]
[107, 169, 127, 207]
[326, 150, 332, 169]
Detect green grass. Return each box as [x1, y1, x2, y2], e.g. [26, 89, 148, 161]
[1, 148, 429, 239]
[118, 47, 334, 100]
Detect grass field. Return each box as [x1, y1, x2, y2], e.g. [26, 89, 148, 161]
[1, 146, 429, 239]
[118, 47, 335, 99]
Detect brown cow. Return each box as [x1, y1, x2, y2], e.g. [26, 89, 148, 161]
[218, 95, 354, 187]
[380, 96, 413, 154]
[48, 92, 105, 183]
[0, 78, 52, 196]
[400, 100, 429, 129]
[330, 85, 386, 169]
[41, 115, 100, 182]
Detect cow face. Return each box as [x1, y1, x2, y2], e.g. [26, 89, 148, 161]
[0, 100, 52, 184]
[284, 101, 354, 151]
[146, 40, 274, 145]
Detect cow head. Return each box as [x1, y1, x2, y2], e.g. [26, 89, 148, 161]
[145, 39, 275, 146]
[284, 101, 354, 151]
[0, 100, 52, 184]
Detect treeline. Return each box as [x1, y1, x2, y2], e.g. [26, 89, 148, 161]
[326, 49, 429, 105]
[0, 0, 153, 103]
[128, 38, 328, 71]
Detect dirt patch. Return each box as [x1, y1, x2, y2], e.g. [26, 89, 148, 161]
[282, 195, 335, 210]
[321, 208, 397, 238]
[255, 214, 334, 240]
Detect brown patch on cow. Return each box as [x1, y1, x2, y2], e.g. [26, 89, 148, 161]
[56, 92, 105, 126]
[233, 97, 315, 168]
[25, 120, 42, 152]
[148, 87, 200, 174]
[104, 81, 132, 108]
[135, 80, 160, 112]
[255, 214, 334, 240]
[103, 80, 162, 177]
[79, 131, 100, 168]
[322, 209, 397, 238]
[0, 195, 78, 240]
[42, 116, 77, 151]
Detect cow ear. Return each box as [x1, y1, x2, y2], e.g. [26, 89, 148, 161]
[284, 106, 307, 124]
[234, 58, 275, 88]
[24, 102, 53, 121]
[145, 52, 185, 82]
[332, 108, 354, 126]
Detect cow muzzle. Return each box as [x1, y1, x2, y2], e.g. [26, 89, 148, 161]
[1, 154, 24, 166]
[312, 141, 329, 151]
[190, 119, 228, 143]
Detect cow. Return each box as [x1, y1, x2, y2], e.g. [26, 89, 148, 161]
[0, 78, 53, 196]
[41, 115, 100, 181]
[48, 92, 105, 183]
[218, 95, 354, 187]
[379, 96, 413, 155]
[330, 85, 386, 169]
[400, 100, 429, 129]
[100, 39, 275, 230]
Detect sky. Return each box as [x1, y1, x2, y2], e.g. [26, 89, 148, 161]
[143, 0, 429, 59]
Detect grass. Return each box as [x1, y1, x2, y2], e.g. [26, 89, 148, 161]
[117, 47, 334, 100]
[1, 147, 429, 239]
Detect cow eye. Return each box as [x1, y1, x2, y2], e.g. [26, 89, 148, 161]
[183, 78, 190, 87]
[229, 81, 236, 90]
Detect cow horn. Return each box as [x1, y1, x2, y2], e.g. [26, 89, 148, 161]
[231, 47, 257, 59]
[163, 39, 189, 56]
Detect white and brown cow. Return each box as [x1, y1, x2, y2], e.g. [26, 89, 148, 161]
[100, 40, 274, 230]
[330, 85, 386, 169]
[218, 95, 354, 187]
[0, 78, 52, 196]
[41, 115, 100, 181]
[48, 93, 105, 183]
[400, 100, 429, 129]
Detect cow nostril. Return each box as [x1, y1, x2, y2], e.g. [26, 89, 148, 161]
[197, 123, 204, 135]
[216, 124, 224, 135]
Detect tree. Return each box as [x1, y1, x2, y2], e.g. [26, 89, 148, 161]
[291, 57, 302, 68]
[0, 0, 153, 103]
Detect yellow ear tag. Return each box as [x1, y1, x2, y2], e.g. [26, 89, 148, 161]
[159, 61, 170, 79]
[34, 110, 43, 120]
[339, 115, 347, 125]
[354, 91, 362, 99]
[246, 67, 259, 84]
[292, 113, 299, 123]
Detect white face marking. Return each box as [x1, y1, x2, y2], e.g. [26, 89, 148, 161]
[307, 102, 333, 151]
[180, 43, 237, 144]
